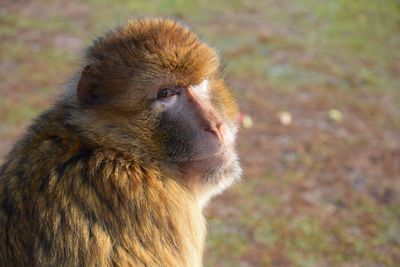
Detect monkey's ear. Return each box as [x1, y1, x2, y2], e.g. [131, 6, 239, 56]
[76, 65, 98, 106]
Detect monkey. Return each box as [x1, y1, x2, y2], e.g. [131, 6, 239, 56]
[0, 18, 241, 267]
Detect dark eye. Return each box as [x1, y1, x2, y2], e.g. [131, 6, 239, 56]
[156, 88, 178, 99]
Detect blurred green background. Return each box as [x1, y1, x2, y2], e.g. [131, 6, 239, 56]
[1, 1, 400, 266]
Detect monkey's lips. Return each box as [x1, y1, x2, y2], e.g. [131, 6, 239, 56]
[184, 145, 233, 169]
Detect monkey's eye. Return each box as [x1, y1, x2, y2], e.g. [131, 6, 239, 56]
[156, 88, 179, 100]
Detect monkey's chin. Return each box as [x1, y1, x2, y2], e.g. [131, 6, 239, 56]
[192, 151, 242, 207]
[179, 146, 241, 205]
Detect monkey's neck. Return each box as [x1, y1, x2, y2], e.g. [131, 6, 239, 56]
[85, 149, 207, 266]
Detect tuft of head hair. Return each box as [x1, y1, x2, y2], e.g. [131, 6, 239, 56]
[85, 18, 221, 101]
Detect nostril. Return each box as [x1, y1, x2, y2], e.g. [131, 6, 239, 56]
[204, 125, 216, 134]
[216, 121, 223, 131]
[204, 123, 224, 142]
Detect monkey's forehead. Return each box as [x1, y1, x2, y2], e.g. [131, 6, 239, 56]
[87, 18, 221, 85]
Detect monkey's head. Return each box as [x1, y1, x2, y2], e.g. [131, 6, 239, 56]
[70, 18, 241, 204]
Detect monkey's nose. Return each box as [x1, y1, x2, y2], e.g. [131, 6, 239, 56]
[204, 121, 224, 142]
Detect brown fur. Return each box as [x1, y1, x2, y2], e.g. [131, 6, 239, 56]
[0, 18, 240, 266]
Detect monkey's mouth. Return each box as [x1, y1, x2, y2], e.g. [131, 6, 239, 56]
[177, 146, 235, 178]
[186, 145, 233, 166]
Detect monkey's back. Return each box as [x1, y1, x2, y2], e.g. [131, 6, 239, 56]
[0, 106, 206, 267]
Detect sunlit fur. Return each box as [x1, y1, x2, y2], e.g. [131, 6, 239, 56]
[0, 18, 240, 266]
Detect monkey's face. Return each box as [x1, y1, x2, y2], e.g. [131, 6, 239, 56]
[74, 18, 241, 199]
[153, 79, 237, 168]
[148, 77, 241, 204]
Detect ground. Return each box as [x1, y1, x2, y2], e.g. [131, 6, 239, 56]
[1, 1, 399, 266]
